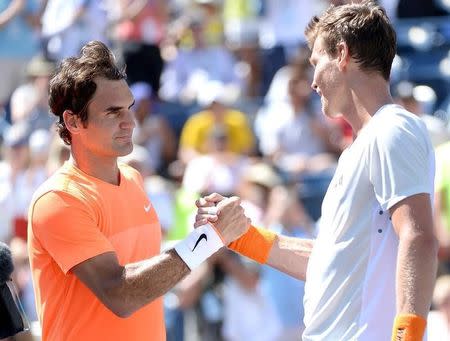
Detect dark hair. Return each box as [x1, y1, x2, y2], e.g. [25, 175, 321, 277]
[49, 41, 127, 145]
[305, 1, 396, 80]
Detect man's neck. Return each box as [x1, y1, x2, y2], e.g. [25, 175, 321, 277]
[69, 150, 120, 186]
[344, 76, 394, 134]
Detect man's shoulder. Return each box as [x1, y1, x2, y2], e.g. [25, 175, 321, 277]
[371, 105, 429, 141]
[377, 104, 423, 127]
[31, 164, 99, 210]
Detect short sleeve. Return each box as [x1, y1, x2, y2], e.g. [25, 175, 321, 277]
[31, 191, 115, 274]
[368, 117, 434, 211]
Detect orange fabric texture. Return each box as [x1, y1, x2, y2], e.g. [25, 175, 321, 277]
[228, 225, 276, 264]
[391, 314, 427, 341]
[28, 162, 164, 341]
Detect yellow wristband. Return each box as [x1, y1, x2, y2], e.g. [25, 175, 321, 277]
[228, 225, 276, 264]
[391, 313, 427, 341]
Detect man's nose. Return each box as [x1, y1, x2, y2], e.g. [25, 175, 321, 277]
[121, 110, 136, 129]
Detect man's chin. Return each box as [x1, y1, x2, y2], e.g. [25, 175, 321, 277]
[117, 143, 134, 157]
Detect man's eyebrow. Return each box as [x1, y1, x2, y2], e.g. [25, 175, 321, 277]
[105, 100, 135, 112]
[105, 105, 123, 112]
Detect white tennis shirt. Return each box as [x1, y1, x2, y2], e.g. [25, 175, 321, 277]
[303, 104, 435, 340]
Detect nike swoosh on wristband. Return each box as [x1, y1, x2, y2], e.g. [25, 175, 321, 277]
[192, 233, 207, 251]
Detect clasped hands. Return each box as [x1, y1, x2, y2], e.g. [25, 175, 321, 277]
[194, 193, 251, 245]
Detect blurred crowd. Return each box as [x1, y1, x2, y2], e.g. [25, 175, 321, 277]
[1, 0, 450, 340]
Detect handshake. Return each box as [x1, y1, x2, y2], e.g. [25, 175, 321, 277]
[194, 193, 251, 245]
[173, 193, 256, 271]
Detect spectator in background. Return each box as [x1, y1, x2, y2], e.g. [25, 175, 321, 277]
[178, 82, 254, 164]
[238, 162, 281, 227]
[182, 124, 249, 197]
[130, 82, 177, 174]
[256, 51, 340, 179]
[427, 275, 450, 340]
[112, 0, 168, 93]
[13, 129, 51, 240]
[193, 0, 224, 47]
[41, 0, 109, 60]
[218, 163, 285, 341]
[219, 252, 282, 341]
[223, 0, 261, 97]
[0, 0, 40, 107]
[159, 11, 242, 103]
[268, 55, 339, 180]
[0, 123, 30, 242]
[258, 0, 319, 96]
[10, 54, 56, 131]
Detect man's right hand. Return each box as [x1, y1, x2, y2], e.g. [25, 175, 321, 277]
[195, 193, 251, 245]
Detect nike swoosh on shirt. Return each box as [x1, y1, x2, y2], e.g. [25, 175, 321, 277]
[144, 204, 151, 212]
[192, 234, 207, 251]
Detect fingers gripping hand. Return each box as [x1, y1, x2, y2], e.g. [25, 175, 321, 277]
[194, 193, 225, 227]
[214, 196, 251, 245]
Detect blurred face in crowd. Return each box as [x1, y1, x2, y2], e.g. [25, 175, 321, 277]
[190, 22, 206, 48]
[207, 128, 228, 153]
[309, 36, 346, 118]
[288, 73, 312, 108]
[209, 101, 227, 118]
[68, 78, 136, 159]
[4, 144, 29, 172]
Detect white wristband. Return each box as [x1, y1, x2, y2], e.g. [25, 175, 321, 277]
[174, 223, 225, 270]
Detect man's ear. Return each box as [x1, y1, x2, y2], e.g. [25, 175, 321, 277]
[336, 42, 350, 71]
[62, 110, 81, 134]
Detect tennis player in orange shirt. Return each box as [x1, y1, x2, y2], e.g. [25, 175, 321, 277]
[27, 41, 250, 341]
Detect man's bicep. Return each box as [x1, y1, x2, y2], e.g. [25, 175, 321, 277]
[389, 193, 434, 238]
[31, 191, 115, 274]
[71, 251, 123, 304]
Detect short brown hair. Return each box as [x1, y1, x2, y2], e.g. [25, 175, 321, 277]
[49, 41, 126, 145]
[305, 1, 396, 80]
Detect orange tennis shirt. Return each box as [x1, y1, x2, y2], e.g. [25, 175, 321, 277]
[27, 161, 164, 341]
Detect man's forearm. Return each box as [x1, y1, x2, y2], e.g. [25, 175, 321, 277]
[108, 249, 190, 317]
[266, 235, 314, 281]
[396, 233, 438, 317]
